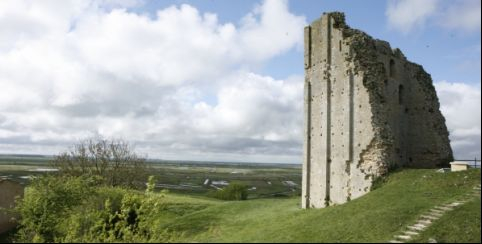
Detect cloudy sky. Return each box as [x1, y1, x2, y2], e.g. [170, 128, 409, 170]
[0, 0, 480, 163]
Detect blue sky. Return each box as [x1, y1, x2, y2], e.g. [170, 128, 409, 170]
[0, 0, 480, 163]
[138, 0, 481, 83]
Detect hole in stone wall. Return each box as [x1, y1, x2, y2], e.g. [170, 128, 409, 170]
[339, 40, 342, 52]
[398, 85, 404, 105]
[390, 59, 396, 77]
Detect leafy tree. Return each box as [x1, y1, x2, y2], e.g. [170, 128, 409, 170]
[51, 139, 148, 189]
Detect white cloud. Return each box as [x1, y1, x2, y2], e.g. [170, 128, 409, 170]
[386, 0, 438, 34]
[441, 0, 481, 32]
[97, 0, 145, 8]
[239, 0, 305, 62]
[386, 0, 481, 34]
[435, 81, 481, 159]
[192, 72, 303, 140]
[0, 0, 306, 163]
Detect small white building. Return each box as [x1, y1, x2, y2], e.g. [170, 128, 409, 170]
[450, 161, 470, 172]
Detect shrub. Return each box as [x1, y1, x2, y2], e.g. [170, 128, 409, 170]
[208, 182, 248, 201]
[15, 176, 174, 243]
[51, 139, 148, 189]
[58, 187, 174, 243]
[14, 175, 97, 242]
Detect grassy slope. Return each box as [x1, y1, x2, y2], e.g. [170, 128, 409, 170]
[410, 197, 481, 243]
[160, 169, 480, 243]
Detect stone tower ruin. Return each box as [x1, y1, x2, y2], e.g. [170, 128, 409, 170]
[302, 12, 453, 209]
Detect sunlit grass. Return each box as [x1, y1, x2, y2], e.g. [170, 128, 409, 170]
[160, 169, 480, 243]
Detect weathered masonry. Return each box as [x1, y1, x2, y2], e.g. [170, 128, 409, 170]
[0, 179, 24, 234]
[302, 12, 453, 209]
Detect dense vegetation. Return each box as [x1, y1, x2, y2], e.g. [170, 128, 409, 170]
[15, 175, 182, 242]
[12, 168, 480, 243]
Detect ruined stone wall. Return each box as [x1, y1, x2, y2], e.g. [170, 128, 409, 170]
[0, 180, 24, 234]
[302, 12, 453, 209]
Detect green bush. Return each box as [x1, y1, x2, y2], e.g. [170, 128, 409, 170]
[14, 176, 175, 243]
[14, 175, 98, 242]
[208, 182, 248, 201]
[58, 187, 174, 243]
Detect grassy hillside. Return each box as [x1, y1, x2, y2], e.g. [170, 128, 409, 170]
[409, 197, 481, 243]
[161, 169, 480, 243]
[10, 168, 480, 243]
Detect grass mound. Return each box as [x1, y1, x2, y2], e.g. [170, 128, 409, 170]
[162, 169, 481, 243]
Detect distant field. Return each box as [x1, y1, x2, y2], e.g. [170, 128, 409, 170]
[0, 154, 302, 198]
[151, 164, 301, 199]
[0, 155, 56, 184]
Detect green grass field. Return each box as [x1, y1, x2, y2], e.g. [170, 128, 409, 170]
[156, 168, 481, 243]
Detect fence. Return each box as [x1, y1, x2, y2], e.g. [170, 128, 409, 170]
[454, 158, 481, 169]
